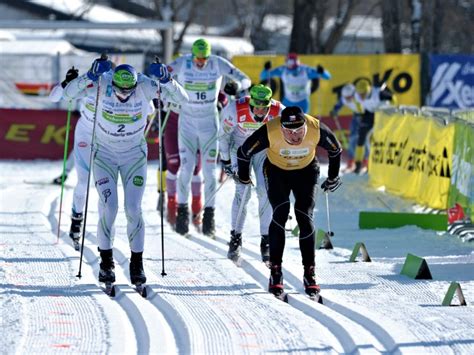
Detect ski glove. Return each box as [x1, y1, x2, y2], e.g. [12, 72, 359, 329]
[220, 159, 234, 176]
[224, 82, 239, 96]
[149, 63, 170, 84]
[317, 64, 325, 75]
[61, 67, 79, 88]
[264, 61, 272, 70]
[321, 177, 342, 192]
[87, 58, 112, 82]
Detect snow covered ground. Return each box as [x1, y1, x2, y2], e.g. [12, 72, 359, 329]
[1, 160, 473, 354]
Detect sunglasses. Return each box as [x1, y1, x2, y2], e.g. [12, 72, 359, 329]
[193, 56, 209, 63]
[281, 123, 306, 134]
[251, 99, 270, 107]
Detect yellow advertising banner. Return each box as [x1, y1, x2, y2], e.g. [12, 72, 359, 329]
[369, 111, 454, 209]
[232, 54, 420, 117]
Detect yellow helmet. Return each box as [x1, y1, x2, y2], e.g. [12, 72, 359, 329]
[355, 79, 371, 95]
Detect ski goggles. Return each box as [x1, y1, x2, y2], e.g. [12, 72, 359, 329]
[113, 83, 136, 97]
[249, 98, 271, 108]
[193, 56, 210, 64]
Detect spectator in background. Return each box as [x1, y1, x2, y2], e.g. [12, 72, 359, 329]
[260, 53, 331, 114]
[330, 83, 368, 173]
[353, 78, 397, 174]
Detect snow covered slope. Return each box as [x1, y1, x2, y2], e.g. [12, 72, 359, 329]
[1, 161, 473, 354]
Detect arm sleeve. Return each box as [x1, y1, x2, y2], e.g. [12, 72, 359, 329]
[218, 57, 251, 91]
[62, 74, 95, 101]
[331, 98, 344, 115]
[217, 104, 237, 161]
[161, 79, 189, 105]
[48, 84, 64, 103]
[260, 66, 284, 81]
[236, 125, 270, 181]
[318, 122, 342, 180]
[307, 66, 331, 80]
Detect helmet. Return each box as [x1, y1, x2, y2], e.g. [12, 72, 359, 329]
[286, 53, 300, 70]
[113, 64, 137, 89]
[355, 79, 371, 95]
[341, 83, 355, 98]
[249, 84, 272, 108]
[192, 38, 211, 58]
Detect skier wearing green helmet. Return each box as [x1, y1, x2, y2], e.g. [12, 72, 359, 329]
[192, 38, 211, 68]
[167, 38, 251, 236]
[218, 84, 285, 264]
[63, 56, 188, 289]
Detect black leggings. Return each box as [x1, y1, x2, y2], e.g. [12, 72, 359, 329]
[357, 111, 375, 146]
[264, 159, 319, 267]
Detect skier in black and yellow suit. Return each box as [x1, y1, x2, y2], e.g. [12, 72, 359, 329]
[236, 106, 342, 298]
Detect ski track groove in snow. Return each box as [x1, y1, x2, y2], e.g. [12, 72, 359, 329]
[0, 211, 108, 353]
[143, 217, 341, 353]
[182, 231, 386, 353]
[46, 194, 176, 354]
[4, 161, 474, 354]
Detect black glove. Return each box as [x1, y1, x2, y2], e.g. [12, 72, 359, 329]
[224, 82, 239, 96]
[317, 65, 325, 75]
[321, 177, 342, 192]
[52, 174, 68, 185]
[221, 159, 234, 176]
[61, 67, 79, 88]
[264, 61, 272, 70]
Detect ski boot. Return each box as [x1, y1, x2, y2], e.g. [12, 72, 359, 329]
[167, 194, 177, 225]
[269, 264, 286, 301]
[191, 195, 202, 227]
[303, 265, 321, 297]
[202, 207, 215, 236]
[98, 249, 116, 283]
[130, 251, 147, 285]
[69, 212, 83, 250]
[260, 235, 270, 264]
[175, 204, 189, 235]
[227, 230, 242, 261]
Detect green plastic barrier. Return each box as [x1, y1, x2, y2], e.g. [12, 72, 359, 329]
[442, 281, 467, 306]
[315, 229, 333, 249]
[400, 253, 432, 279]
[359, 211, 447, 231]
[349, 242, 371, 262]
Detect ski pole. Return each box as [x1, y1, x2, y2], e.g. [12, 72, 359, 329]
[56, 101, 73, 243]
[154, 56, 167, 277]
[77, 55, 107, 278]
[325, 192, 334, 237]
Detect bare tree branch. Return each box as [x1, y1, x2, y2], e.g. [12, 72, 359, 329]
[322, 0, 357, 53]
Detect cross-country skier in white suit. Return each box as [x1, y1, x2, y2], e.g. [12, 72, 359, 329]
[63, 56, 188, 285]
[168, 38, 251, 236]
